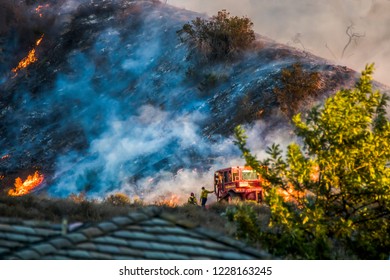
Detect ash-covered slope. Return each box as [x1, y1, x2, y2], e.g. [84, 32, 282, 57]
[0, 0, 365, 202]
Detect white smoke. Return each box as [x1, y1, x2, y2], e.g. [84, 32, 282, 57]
[169, 0, 390, 86]
[52, 104, 246, 204]
[2, 0, 356, 205]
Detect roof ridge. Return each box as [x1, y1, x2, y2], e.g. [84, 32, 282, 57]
[3, 207, 273, 260]
[6, 207, 164, 259]
[158, 212, 199, 229]
[192, 227, 273, 259]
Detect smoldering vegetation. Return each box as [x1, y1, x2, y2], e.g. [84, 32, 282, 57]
[0, 0, 361, 203]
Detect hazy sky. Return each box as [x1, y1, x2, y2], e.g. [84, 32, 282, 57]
[169, 0, 390, 86]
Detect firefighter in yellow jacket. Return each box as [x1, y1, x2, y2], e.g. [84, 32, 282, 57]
[187, 192, 198, 205]
[200, 186, 214, 208]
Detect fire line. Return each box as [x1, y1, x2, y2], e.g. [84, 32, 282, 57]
[11, 35, 44, 75]
[8, 171, 44, 197]
[35, 4, 50, 18]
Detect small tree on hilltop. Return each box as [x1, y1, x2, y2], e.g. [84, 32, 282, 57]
[234, 64, 390, 259]
[177, 10, 256, 61]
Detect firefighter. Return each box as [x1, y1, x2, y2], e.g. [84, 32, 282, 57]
[200, 186, 214, 208]
[187, 192, 198, 205]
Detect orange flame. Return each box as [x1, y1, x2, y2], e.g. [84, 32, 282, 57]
[35, 4, 49, 18]
[277, 182, 306, 204]
[277, 165, 319, 203]
[8, 171, 44, 196]
[155, 194, 180, 207]
[12, 35, 44, 74]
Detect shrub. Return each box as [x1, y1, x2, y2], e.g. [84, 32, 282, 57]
[224, 203, 263, 244]
[104, 193, 131, 206]
[273, 63, 320, 119]
[177, 10, 256, 61]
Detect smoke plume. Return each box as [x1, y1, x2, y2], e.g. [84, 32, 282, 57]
[169, 0, 390, 86]
[0, 0, 358, 205]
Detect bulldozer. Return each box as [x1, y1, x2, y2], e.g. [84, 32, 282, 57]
[214, 166, 266, 203]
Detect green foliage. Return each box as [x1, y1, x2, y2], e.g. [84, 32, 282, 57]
[234, 64, 390, 259]
[177, 10, 256, 61]
[273, 63, 320, 119]
[224, 204, 263, 244]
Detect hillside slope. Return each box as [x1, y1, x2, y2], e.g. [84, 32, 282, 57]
[0, 0, 375, 202]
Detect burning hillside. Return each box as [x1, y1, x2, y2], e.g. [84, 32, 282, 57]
[12, 35, 44, 76]
[8, 171, 44, 197]
[0, 0, 381, 202]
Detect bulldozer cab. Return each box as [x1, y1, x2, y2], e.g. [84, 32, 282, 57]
[214, 166, 264, 203]
[214, 167, 259, 189]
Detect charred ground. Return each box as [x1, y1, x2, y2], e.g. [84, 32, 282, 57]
[0, 0, 374, 201]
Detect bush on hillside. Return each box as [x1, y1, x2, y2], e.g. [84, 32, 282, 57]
[104, 193, 131, 206]
[273, 63, 320, 119]
[177, 10, 256, 61]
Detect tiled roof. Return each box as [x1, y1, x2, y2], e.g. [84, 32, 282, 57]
[0, 207, 271, 260]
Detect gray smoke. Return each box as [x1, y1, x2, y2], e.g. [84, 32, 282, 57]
[0, 0, 349, 205]
[169, 0, 390, 86]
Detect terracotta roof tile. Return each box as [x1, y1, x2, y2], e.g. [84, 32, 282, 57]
[115, 246, 145, 258]
[82, 227, 103, 238]
[33, 244, 57, 255]
[171, 236, 206, 246]
[13, 249, 41, 259]
[0, 224, 13, 231]
[94, 236, 128, 246]
[97, 222, 118, 232]
[126, 212, 150, 222]
[113, 230, 155, 241]
[77, 242, 97, 251]
[157, 234, 212, 246]
[50, 249, 112, 260]
[48, 237, 73, 249]
[111, 255, 137, 260]
[142, 225, 192, 235]
[1, 208, 272, 260]
[22, 220, 61, 230]
[64, 233, 88, 244]
[144, 251, 172, 259]
[3, 232, 34, 243]
[139, 218, 174, 226]
[62, 249, 93, 259]
[179, 246, 223, 258]
[12, 225, 36, 235]
[42, 255, 71, 260]
[96, 244, 123, 254]
[174, 244, 214, 255]
[201, 240, 232, 250]
[147, 242, 176, 252]
[0, 239, 20, 249]
[66, 250, 112, 260]
[111, 216, 133, 226]
[33, 228, 59, 237]
[0, 248, 9, 255]
[126, 240, 154, 250]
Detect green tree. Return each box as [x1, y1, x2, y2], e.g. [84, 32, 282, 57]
[234, 64, 390, 259]
[273, 63, 320, 119]
[177, 10, 256, 61]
